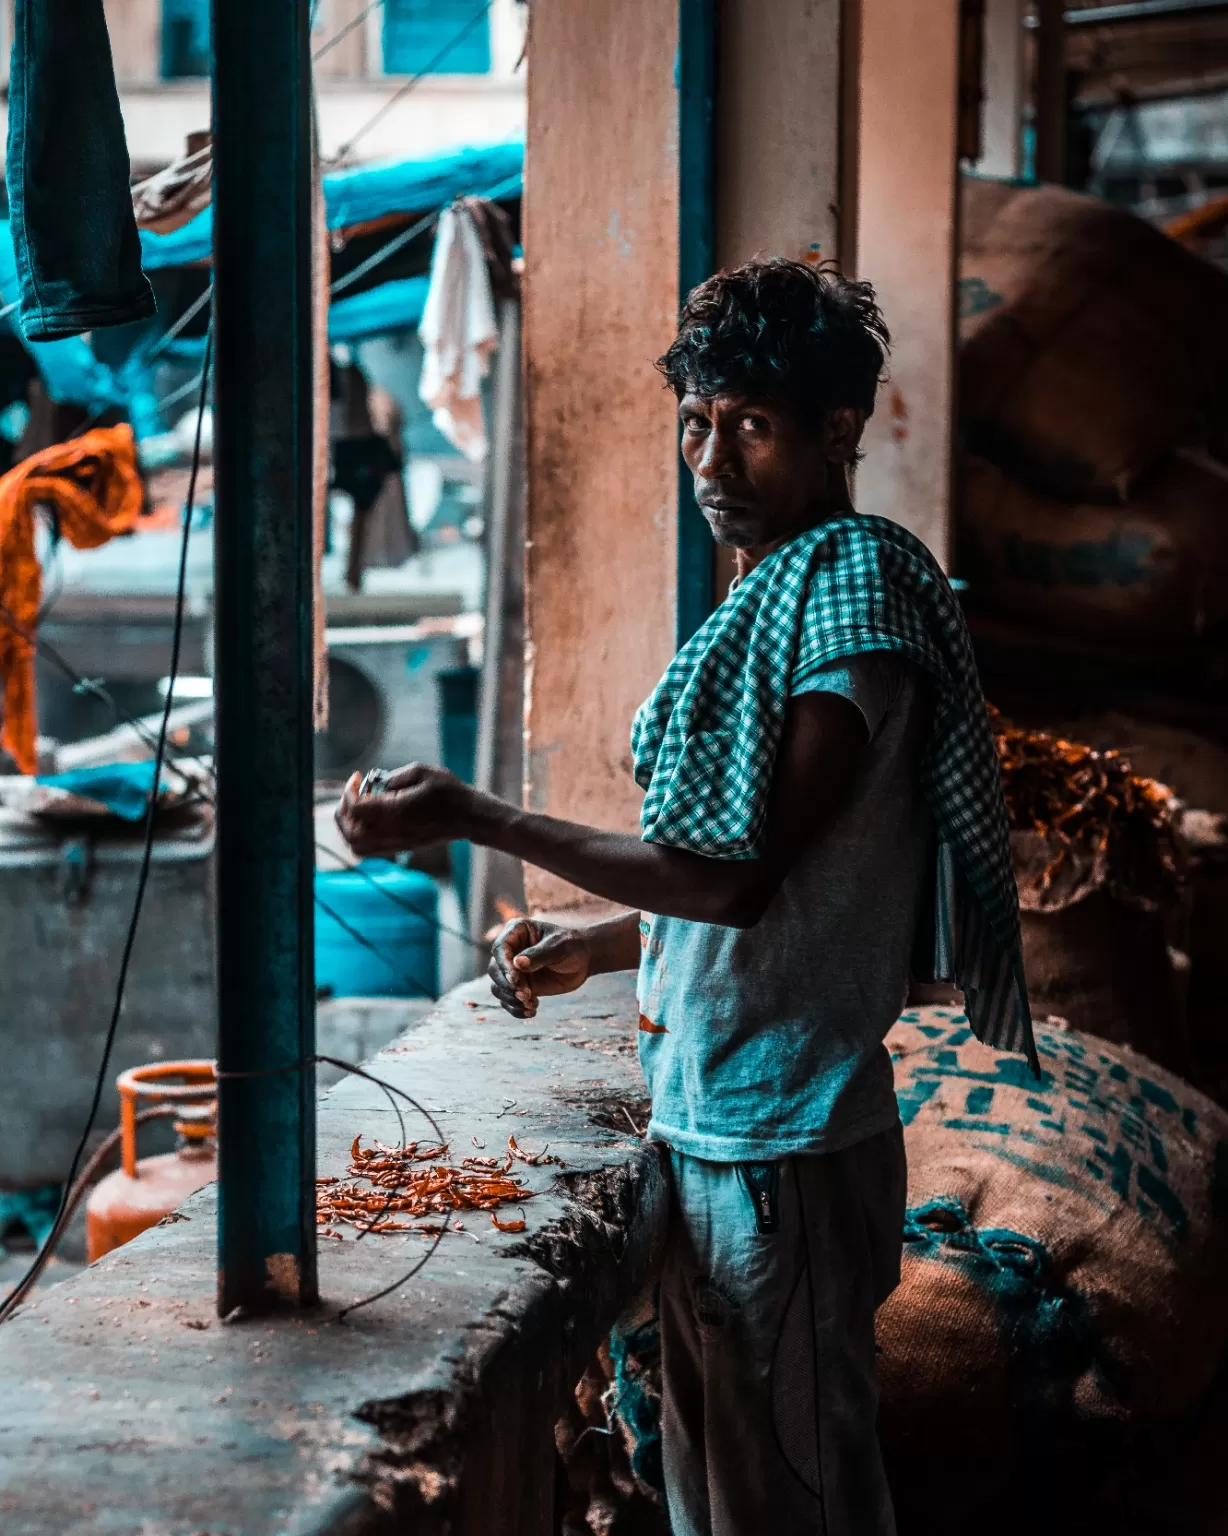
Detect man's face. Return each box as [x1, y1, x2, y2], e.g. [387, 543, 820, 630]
[678, 390, 858, 549]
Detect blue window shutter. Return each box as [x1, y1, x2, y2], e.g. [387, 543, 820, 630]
[162, 0, 211, 78]
[382, 0, 492, 75]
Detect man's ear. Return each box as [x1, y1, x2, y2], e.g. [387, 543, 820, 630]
[824, 407, 866, 463]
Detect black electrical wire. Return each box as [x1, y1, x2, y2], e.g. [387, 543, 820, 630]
[314, 841, 487, 950]
[0, 325, 213, 1327]
[324, 1059, 450, 1321]
[0, 599, 215, 785]
[214, 1050, 454, 1320]
[1, 596, 487, 975]
[329, 168, 520, 298]
[312, 0, 383, 62]
[333, 1, 495, 161]
[34, 534, 62, 625]
[314, 890, 437, 998]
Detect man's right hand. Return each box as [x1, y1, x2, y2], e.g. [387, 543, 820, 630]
[488, 919, 593, 1019]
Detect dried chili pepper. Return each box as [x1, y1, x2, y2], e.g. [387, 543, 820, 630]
[990, 706, 1181, 908]
[315, 1134, 538, 1238]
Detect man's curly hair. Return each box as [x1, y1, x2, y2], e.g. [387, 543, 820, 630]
[656, 258, 890, 423]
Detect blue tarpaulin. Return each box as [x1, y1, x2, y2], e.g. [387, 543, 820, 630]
[138, 140, 523, 271]
[35, 762, 164, 821]
[0, 141, 521, 428]
[328, 275, 429, 343]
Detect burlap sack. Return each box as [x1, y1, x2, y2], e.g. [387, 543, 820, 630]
[959, 175, 1228, 499]
[957, 449, 1228, 644]
[1009, 826, 1189, 1075]
[879, 1007, 1228, 1529]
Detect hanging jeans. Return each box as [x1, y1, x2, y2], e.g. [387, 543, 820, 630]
[5, 0, 155, 341]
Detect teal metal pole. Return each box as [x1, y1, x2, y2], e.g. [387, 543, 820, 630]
[212, 0, 318, 1314]
[676, 0, 717, 649]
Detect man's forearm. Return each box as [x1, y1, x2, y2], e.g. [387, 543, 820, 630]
[581, 910, 643, 973]
[464, 790, 768, 926]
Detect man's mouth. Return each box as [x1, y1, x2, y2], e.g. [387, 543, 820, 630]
[700, 499, 751, 513]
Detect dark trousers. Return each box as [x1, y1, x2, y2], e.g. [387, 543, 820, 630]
[5, 0, 154, 340]
[659, 1127, 907, 1536]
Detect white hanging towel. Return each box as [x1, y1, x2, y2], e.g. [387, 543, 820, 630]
[418, 202, 499, 461]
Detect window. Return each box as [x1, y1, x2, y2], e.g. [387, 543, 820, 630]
[162, 0, 211, 79]
[382, 0, 491, 76]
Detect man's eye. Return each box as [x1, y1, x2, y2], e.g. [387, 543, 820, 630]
[740, 414, 768, 432]
[682, 417, 707, 433]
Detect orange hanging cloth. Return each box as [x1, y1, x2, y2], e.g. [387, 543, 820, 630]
[0, 425, 143, 773]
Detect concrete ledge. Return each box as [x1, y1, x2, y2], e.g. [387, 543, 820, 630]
[0, 972, 660, 1535]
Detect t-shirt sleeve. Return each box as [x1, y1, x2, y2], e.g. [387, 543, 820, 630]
[790, 652, 905, 740]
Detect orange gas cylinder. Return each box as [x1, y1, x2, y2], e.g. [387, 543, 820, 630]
[86, 1060, 217, 1263]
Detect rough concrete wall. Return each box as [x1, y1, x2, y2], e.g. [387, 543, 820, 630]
[522, 0, 680, 911]
[0, 842, 216, 1187]
[712, 0, 846, 603]
[0, 976, 666, 1536]
[853, 0, 960, 567]
[715, 0, 844, 271]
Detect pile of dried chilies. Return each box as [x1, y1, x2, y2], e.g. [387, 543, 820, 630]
[316, 1134, 559, 1240]
[990, 707, 1181, 908]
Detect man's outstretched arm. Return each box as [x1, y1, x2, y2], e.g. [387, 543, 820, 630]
[335, 689, 868, 929]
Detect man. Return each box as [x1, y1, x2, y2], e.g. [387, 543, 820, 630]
[336, 259, 1035, 1536]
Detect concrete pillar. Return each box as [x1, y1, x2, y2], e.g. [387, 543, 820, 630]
[853, 0, 961, 567]
[523, 0, 854, 906]
[715, 0, 844, 269]
[522, 0, 681, 911]
[980, 0, 1025, 178]
[214, 0, 319, 1313]
[710, 0, 846, 599]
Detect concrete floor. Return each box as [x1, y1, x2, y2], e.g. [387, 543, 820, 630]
[0, 973, 662, 1536]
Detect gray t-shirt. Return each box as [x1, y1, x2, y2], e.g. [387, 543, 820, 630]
[636, 651, 931, 1161]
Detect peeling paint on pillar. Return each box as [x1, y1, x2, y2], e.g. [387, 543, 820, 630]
[522, 0, 681, 911]
[853, 0, 961, 567]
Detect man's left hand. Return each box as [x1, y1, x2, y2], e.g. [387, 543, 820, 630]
[335, 763, 471, 856]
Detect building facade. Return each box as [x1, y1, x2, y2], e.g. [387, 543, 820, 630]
[0, 0, 527, 172]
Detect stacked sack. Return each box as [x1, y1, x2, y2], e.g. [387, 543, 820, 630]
[992, 709, 1192, 1076]
[956, 175, 1228, 651]
[580, 1012, 1228, 1536]
[879, 1009, 1228, 1535]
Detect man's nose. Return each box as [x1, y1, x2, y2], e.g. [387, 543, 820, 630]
[697, 423, 736, 478]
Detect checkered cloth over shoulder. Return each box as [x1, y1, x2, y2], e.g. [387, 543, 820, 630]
[630, 514, 1037, 1073]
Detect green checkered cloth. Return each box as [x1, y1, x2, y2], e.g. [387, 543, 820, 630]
[631, 513, 1037, 1072]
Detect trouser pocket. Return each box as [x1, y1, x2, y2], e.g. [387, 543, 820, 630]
[736, 1160, 780, 1234]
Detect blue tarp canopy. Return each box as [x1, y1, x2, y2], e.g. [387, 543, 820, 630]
[0, 140, 521, 429]
[139, 140, 523, 271]
[328, 275, 429, 343]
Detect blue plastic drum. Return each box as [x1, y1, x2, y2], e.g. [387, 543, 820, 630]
[314, 862, 438, 999]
